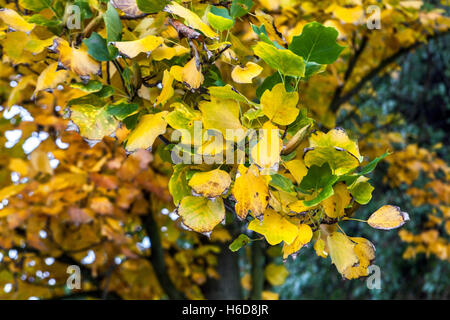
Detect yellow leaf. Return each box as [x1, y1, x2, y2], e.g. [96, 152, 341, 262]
[231, 62, 263, 84]
[0, 8, 34, 33]
[125, 111, 168, 152]
[232, 164, 269, 219]
[343, 237, 376, 279]
[248, 209, 298, 245]
[260, 83, 299, 125]
[113, 35, 163, 58]
[288, 200, 313, 214]
[54, 39, 101, 76]
[33, 62, 69, 97]
[182, 57, 204, 89]
[199, 97, 244, 136]
[327, 232, 359, 275]
[25, 35, 56, 54]
[170, 65, 183, 82]
[0, 184, 26, 200]
[314, 238, 328, 258]
[188, 169, 231, 198]
[152, 43, 189, 61]
[265, 263, 289, 286]
[155, 69, 174, 106]
[178, 196, 225, 233]
[282, 224, 313, 259]
[164, 1, 218, 39]
[250, 121, 282, 169]
[30, 149, 53, 175]
[8, 158, 28, 176]
[322, 182, 351, 219]
[284, 159, 308, 184]
[304, 128, 362, 175]
[367, 205, 410, 230]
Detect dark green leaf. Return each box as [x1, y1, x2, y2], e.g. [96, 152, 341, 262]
[289, 22, 345, 64]
[106, 102, 138, 120]
[104, 2, 122, 42]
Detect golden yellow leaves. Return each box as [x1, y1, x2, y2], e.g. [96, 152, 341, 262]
[152, 43, 189, 61]
[248, 209, 298, 245]
[178, 196, 225, 233]
[0, 8, 34, 33]
[322, 183, 351, 219]
[113, 35, 164, 58]
[188, 169, 231, 198]
[367, 205, 410, 230]
[0, 184, 26, 201]
[250, 121, 282, 169]
[54, 39, 101, 76]
[199, 98, 244, 135]
[125, 111, 168, 152]
[164, 1, 218, 39]
[33, 63, 69, 97]
[327, 232, 359, 275]
[231, 62, 263, 84]
[260, 83, 299, 126]
[232, 164, 269, 219]
[304, 128, 362, 175]
[344, 237, 376, 279]
[182, 57, 204, 90]
[282, 224, 313, 259]
[324, 232, 377, 279]
[155, 70, 174, 106]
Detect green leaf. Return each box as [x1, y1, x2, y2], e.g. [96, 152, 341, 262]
[229, 234, 251, 252]
[70, 80, 103, 92]
[230, 0, 253, 18]
[137, 0, 167, 13]
[253, 42, 305, 77]
[304, 61, 326, 78]
[289, 22, 345, 64]
[208, 6, 234, 31]
[269, 174, 296, 194]
[252, 24, 283, 49]
[28, 14, 61, 28]
[106, 102, 138, 120]
[256, 72, 296, 99]
[348, 177, 374, 205]
[358, 151, 390, 175]
[74, 0, 93, 19]
[303, 184, 334, 207]
[83, 32, 118, 61]
[19, 0, 52, 12]
[68, 86, 115, 106]
[299, 163, 338, 193]
[104, 2, 122, 42]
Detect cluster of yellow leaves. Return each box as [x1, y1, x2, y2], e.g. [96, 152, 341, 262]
[1, 0, 446, 298]
[384, 145, 450, 262]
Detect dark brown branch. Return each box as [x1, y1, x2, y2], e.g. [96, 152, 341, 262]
[329, 30, 450, 113]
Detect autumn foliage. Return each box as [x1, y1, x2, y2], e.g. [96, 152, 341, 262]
[0, 0, 449, 300]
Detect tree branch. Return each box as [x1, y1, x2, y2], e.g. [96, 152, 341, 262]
[329, 30, 450, 113]
[249, 239, 266, 300]
[140, 197, 186, 299]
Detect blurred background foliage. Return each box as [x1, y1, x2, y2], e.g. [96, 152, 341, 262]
[277, 26, 450, 300]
